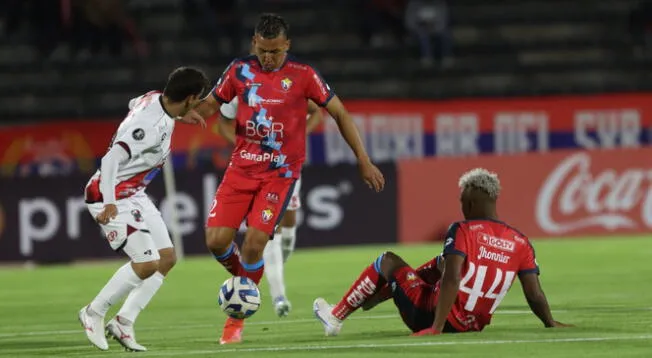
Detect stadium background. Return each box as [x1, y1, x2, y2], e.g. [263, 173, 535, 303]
[1, 0, 650, 262]
[1, 1, 652, 356]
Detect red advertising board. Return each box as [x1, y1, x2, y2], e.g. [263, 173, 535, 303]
[1, 93, 652, 176]
[398, 147, 652, 242]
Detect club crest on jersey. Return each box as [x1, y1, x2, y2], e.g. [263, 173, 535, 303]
[132, 128, 145, 141]
[406, 272, 417, 281]
[261, 208, 274, 223]
[106, 230, 118, 242]
[131, 209, 143, 222]
[281, 77, 293, 91]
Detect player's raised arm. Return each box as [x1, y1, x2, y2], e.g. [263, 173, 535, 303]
[306, 99, 323, 134]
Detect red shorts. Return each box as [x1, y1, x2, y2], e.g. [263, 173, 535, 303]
[206, 168, 296, 235]
[390, 266, 459, 333]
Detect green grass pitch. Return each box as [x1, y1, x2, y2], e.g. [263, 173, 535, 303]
[0, 236, 651, 357]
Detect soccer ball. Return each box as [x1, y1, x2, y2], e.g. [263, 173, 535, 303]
[218, 276, 261, 319]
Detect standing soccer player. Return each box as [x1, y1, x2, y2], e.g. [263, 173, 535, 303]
[314, 168, 571, 336]
[79, 67, 209, 351]
[218, 97, 323, 317]
[187, 13, 385, 344]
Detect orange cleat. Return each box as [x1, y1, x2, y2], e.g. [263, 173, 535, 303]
[219, 317, 244, 345]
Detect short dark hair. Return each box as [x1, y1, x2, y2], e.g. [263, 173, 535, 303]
[254, 13, 290, 39]
[163, 67, 209, 102]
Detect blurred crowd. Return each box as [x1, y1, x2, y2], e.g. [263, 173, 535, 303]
[0, 0, 455, 67]
[359, 0, 453, 68]
[0, 0, 148, 61]
[4, 0, 651, 68]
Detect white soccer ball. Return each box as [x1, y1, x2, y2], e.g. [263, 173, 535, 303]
[218, 276, 261, 319]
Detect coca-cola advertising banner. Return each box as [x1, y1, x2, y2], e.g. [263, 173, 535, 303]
[0, 164, 397, 263]
[398, 148, 652, 242]
[2, 93, 651, 177]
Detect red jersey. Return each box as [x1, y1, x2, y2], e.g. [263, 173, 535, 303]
[212, 55, 335, 179]
[440, 219, 539, 332]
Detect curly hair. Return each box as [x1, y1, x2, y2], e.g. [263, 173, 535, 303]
[458, 168, 501, 200]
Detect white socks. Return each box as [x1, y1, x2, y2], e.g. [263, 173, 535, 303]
[280, 226, 297, 262]
[117, 271, 165, 325]
[89, 262, 143, 317]
[263, 234, 286, 299]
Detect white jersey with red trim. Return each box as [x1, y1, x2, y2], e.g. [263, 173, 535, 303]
[85, 91, 175, 203]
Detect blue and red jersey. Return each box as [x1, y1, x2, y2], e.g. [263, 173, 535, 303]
[439, 219, 539, 332]
[212, 55, 335, 179]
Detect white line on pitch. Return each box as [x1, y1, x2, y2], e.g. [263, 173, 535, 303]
[87, 335, 652, 357]
[0, 307, 649, 339]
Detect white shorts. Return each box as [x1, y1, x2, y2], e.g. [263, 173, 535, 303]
[87, 194, 173, 263]
[287, 176, 301, 211]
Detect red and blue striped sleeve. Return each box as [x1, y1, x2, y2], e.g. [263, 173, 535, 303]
[304, 65, 335, 107]
[442, 222, 467, 258]
[212, 60, 238, 104]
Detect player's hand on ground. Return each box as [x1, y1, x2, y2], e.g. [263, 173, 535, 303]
[549, 321, 574, 328]
[177, 109, 207, 128]
[358, 159, 385, 192]
[96, 204, 118, 225]
[411, 327, 441, 337]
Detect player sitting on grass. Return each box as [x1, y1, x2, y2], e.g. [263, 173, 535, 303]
[314, 168, 572, 336]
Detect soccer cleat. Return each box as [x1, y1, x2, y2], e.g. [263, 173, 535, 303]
[105, 317, 147, 352]
[273, 296, 292, 317]
[219, 317, 244, 344]
[313, 298, 343, 337]
[78, 306, 109, 351]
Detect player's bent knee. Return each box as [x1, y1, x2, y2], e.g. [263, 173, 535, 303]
[131, 260, 159, 280]
[379, 251, 408, 279]
[157, 247, 176, 276]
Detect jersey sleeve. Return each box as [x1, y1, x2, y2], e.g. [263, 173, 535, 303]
[518, 241, 540, 275]
[442, 222, 467, 258]
[304, 66, 335, 107]
[219, 97, 239, 120]
[212, 60, 239, 104]
[113, 125, 159, 159]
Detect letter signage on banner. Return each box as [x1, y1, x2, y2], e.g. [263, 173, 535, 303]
[3, 94, 650, 174]
[398, 147, 652, 243]
[312, 93, 652, 164]
[0, 164, 397, 263]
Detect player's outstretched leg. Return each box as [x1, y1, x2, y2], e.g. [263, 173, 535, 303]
[220, 227, 267, 345]
[107, 247, 177, 352]
[263, 232, 291, 317]
[313, 251, 408, 336]
[79, 246, 159, 351]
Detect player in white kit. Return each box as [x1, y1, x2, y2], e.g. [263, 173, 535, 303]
[217, 97, 323, 317]
[79, 67, 209, 352]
